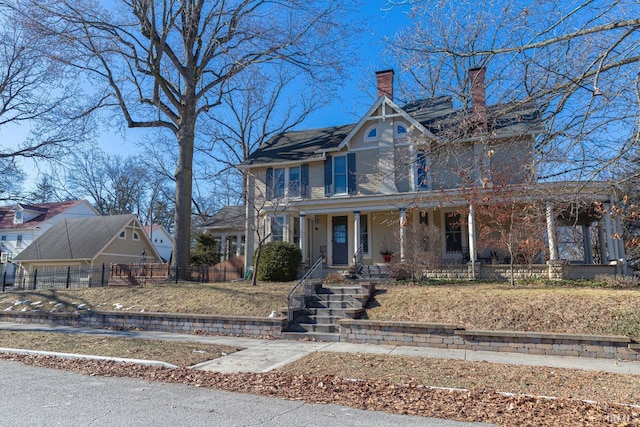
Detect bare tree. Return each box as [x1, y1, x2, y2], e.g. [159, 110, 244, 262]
[0, 13, 91, 191]
[388, 0, 640, 182]
[9, 0, 354, 273]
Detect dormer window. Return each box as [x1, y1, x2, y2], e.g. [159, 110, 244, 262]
[364, 126, 378, 142]
[14, 210, 23, 224]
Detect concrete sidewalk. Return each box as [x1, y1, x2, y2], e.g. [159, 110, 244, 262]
[1, 322, 640, 376]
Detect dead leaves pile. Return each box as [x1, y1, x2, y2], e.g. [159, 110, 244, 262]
[2, 353, 638, 426]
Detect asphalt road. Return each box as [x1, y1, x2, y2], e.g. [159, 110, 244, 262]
[0, 360, 495, 427]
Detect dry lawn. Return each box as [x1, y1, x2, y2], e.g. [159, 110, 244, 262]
[366, 282, 640, 339]
[0, 281, 291, 316]
[280, 351, 640, 406]
[0, 330, 239, 368]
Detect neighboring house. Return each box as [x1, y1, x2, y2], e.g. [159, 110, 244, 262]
[0, 200, 99, 279]
[13, 214, 162, 272]
[201, 206, 246, 261]
[143, 224, 173, 262]
[241, 68, 627, 280]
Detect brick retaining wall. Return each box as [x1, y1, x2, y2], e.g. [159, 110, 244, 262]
[0, 311, 285, 338]
[338, 319, 640, 361]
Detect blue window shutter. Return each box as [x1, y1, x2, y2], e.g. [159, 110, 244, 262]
[300, 164, 309, 198]
[265, 167, 273, 199]
[324, 156, 332, 196]
[347, 153, 356, 194]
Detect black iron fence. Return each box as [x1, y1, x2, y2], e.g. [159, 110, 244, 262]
[2, 258, 245, 292]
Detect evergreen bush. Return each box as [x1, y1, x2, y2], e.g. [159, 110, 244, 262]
[256, 241, 302, 282]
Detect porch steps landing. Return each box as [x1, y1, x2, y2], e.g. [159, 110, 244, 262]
[282, 283, 375, 342]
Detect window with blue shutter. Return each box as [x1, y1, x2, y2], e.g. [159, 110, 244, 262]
[347, 153, 356, 194]
[300, 164, 309, 198]
[265, 167, 274, 199]
[324, 156, 332, 196]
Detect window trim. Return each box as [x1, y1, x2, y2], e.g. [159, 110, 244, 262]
[364, 125, 378, 142]
[333, 154, 348, 195]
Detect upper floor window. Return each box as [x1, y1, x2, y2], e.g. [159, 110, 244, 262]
[396, 124, 407, 135]
[266, 165, 308, 200]
[416, 151, 429, 190]
[324, 154, 356, 196]
[288, 166, 301, 197]
[333, 155, 348, 194]
[364, 126, 378, 142]
[14, 210, 23, 224]
[133, 232, 140, 241]
[119, 231, 126, 239]
[16, 235, 23, 249]
[273, 168, 285, 198]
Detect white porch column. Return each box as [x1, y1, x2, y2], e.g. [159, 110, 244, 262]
[220, 233, 228, 261]
[264, 214, 272, 241]
[299, 214, 306, 265]
[615, 216, 627, 274]
[604, 205, 617, 262]
[353, 211, 361, 264]
[399, 208, 406, 262]
[546, 202, 559, 261]
[598, 219, 607, 265]
[468, 204, 477, 263]
[582, 225, 593, 264]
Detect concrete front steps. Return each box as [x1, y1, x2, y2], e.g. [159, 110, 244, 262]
[282, 282, 375, 342]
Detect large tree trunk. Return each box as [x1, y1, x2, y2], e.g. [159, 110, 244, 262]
[172, 120, 195, 277]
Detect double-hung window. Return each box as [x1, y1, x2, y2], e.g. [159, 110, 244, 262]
[16, 235, 23, 249]
[271, 215, 285, 242]
[417, 151, 429, 190]
[333, 156, 347, 194]
[288, 166, 301, 197]
[266, 165, 308, 199]
[273, 168, 285, 198]
[445, 213, 462, 252]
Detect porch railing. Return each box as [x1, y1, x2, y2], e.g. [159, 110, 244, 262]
[287, 256, 323, 324]
[351, 242, 365, 278]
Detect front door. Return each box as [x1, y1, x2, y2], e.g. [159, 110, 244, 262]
[332, 216, 348, 265]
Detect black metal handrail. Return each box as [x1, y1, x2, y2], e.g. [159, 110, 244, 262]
[351, 241, 365, 277]
[287, 256, 323, 324]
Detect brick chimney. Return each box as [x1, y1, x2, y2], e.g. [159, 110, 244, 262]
[376, 69, 394, 100]
[469, 67, 487, 132]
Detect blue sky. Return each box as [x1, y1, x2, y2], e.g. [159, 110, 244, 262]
[5, 2, 411, 186]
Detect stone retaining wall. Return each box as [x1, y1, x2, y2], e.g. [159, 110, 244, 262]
[0, 311, 285, 338]
[338, 319, 640, 361]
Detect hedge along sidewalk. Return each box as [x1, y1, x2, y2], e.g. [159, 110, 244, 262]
[338, 319, 640, 361]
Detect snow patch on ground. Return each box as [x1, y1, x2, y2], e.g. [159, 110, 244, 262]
[113, 303, 123, 309]
[14, 300, 30, 306]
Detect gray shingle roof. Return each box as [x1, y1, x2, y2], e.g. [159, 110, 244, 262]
[244, 97, 542, 166]
[14, 214, 137, 262]
[244, 124, 354, 165]
[201, 206, 246, 231]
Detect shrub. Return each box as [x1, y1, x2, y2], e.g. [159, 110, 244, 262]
[190, 233, 221, 266]
[256, 241, 302, 282]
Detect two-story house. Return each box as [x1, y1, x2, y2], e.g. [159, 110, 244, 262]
[0, 200, 99, 279]
[242, 68, 626, 280]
